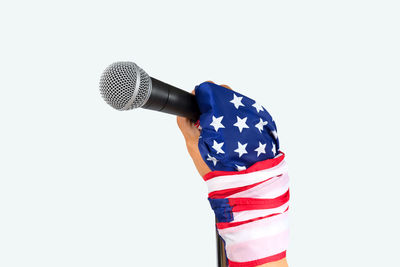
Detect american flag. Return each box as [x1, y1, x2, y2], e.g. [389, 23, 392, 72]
[195, 82, 289, 266]
[204, 155, 289, 266]
[195, 82, 280, 172]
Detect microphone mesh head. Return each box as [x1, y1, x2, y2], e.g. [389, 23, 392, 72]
[99, 62, 151, 110]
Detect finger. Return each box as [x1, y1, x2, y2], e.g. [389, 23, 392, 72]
[176, 116, 188, 131]
[177, 116, 195, 133]
[206, 80, 215, 84]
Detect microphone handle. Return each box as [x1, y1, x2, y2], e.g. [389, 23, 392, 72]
[142, 77, 200, 121]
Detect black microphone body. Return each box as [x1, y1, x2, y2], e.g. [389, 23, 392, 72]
[143, 77, 200, 121]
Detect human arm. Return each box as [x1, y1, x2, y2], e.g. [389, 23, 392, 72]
[176, 85, 289, 267]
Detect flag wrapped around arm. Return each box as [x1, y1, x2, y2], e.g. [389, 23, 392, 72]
[195, 82, 289, 266]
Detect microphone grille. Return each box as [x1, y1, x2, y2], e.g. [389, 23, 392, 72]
[99, 62, 151, 110]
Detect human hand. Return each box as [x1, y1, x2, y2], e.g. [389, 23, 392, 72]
[177, 82, 289, 267]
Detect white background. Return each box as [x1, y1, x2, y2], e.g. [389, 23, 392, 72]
[1, 1, 399, 266]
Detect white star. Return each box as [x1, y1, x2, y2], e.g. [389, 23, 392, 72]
[252, 101, 264, 113]
[230, 94, 244, 109]
[207, 154, 218, 166]
[235, 164, 247, 171]
[254, 142, 267, 157]
[212, 140, 225, 154]
[210, 115, 225, 132]
[234, 142, 248, 158]
[233, 116, 249, 133]
[255, 118, 268, 133]
[271, 143, 276, 156]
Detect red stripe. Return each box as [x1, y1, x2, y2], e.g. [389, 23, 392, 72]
[229, 190, 290, 212]
[208, 176, 280, 199]
[228, 251, 286, 267]
[203, 153, 285, 181]
[217, 209, 288, 229]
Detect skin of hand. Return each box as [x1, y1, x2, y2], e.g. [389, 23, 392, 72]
[176, 82, 288, 267]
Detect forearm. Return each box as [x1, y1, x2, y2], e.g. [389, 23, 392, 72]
[186, 145, 289, 267]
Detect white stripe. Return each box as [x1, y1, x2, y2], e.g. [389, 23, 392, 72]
[206, 160, 288, 193]
[228, 172, 289, 199]
[218, 212, 289, 244]
[226, 229, 289, 262]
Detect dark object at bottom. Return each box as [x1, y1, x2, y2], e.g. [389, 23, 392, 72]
[216, 217, 227, 267]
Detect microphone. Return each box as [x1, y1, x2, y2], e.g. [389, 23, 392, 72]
[99, 62, 200, 121]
